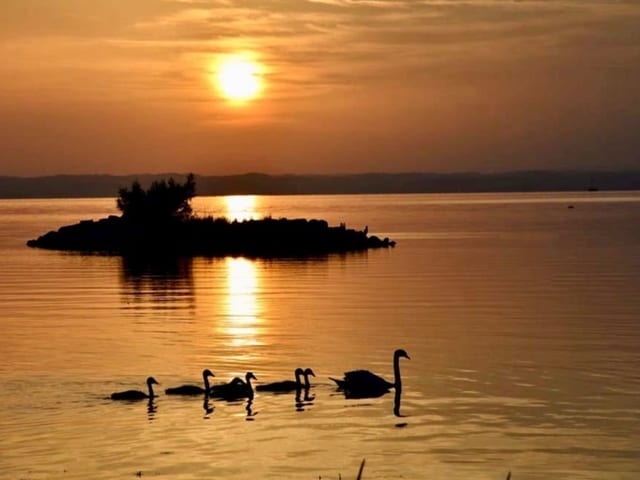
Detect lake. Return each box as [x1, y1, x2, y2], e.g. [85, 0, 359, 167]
[1, 192, 639, 480]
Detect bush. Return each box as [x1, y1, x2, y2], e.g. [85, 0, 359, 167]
[117, 174, 196, 222]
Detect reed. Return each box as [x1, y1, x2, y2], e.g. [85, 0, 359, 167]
[318, 462, 511, 479]
[318, 458, 365, 480]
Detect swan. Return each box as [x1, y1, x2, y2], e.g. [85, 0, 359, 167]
[256, 367, 316, 392]
[302, 368, 315, 389]
[209, 372, 257, 400]
[111, 376, 159, 400]
[165, 369, 215, 395]
[330, 349, 410, 398]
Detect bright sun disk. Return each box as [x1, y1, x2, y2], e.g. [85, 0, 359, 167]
[215, 56, 262, 102]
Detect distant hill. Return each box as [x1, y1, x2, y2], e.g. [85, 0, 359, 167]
[1, 171, 639, 199]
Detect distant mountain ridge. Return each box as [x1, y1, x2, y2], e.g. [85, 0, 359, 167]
[1, 171, 639, 198]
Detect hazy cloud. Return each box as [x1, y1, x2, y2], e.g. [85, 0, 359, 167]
[0, 0, 639, 175]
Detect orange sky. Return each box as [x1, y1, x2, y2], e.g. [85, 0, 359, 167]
[1, 0, 639, 176]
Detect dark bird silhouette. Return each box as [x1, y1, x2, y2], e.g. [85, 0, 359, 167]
[301, 367, 315, 389]
[165, 368, 215, 396]
[111, 376, 159, 400]
[256, 367, 316, 393]
[209, 372, 257, 400]
[330, 349, 410, 398]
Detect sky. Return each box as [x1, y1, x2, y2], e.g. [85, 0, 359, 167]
[1, 0, 639, 176]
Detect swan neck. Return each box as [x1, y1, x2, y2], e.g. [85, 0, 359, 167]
[393, 354, 402, 390]
[148, 382, 155, 398]
[204, 375, 211, 391]
[246, 377, 254, 399]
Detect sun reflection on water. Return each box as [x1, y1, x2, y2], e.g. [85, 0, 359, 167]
[223, 257, 263, 348]
[224, 195, 258, 222]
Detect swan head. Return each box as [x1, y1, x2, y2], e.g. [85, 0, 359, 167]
[203, 369, 215, 379]
[246, 372, 257, 382]
[146, 376, 159, 386]
[395, 349, 410, 360]
[304, 368, 316, 377]
[294, 368, 305, 377]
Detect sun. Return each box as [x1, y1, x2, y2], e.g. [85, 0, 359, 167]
[214, 55, 263, 102]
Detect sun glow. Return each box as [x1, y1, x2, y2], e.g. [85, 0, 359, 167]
[224, 195, 258, 222]
[214, 55, 263, 102]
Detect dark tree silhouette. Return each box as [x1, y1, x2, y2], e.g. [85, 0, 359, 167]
[117, 174, 195, 222]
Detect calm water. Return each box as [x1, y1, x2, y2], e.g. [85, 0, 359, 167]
[1, 192, 639, 480]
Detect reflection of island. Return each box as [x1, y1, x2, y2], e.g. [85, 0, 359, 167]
[26, 176, 396, 257]
[120, 255, 195, 311]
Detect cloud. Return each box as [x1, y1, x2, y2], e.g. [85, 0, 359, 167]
[1, 0, 639, 174]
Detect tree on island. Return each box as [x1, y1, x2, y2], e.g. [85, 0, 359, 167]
[116, 173, 196, 222]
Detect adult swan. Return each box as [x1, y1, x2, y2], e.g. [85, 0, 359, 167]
[330, 349, 410, 398]
[210, 372, 257, 400]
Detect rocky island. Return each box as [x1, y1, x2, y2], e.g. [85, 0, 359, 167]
[26, 175, 396, 256]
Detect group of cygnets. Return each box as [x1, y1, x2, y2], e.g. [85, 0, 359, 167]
[110, 368, 314, 401]
[110, 348, 410, 401]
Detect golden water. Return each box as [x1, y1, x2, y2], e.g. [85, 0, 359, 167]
[1, 192, 639, 479]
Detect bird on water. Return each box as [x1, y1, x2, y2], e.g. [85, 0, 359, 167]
[209, 372, 257, 400]
[165, 369, 215, 396]
[330, 349, 410, 398]
[111, 376, 159, 400]
[256, 367, 316, 393]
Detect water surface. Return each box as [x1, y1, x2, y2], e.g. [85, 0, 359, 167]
[1, 192, 639, 479]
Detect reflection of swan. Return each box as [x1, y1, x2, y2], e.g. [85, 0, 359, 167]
[203, 395, 214, 416]
[256, 367, 316, 392]
[147, 398, 157, 418]
[111, 377, 159, 400]
[295, 387, 315, 412]
[165, 369, 215, 396]
[330, 349, 410, 398]
[210, 372, 257, 400]
[245, 398, 258, 419]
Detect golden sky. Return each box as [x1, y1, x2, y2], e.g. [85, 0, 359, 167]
[1, 0, 639, 176]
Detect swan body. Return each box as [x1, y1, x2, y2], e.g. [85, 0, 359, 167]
[330, 349, 410, 398]
[256, 367, 315, 392]
[210, 372, 257, 400]
[111, 376, 159, 400]
[165, 369, 215, 395]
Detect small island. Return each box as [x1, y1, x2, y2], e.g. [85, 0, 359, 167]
[26, 175, 396, 256]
